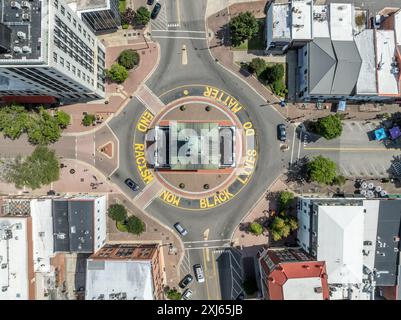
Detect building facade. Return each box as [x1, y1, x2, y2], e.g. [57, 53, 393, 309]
[0, 0, 106, 104]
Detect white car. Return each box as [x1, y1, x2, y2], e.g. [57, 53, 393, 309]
[181, 289, 193, 300]
[374, 15, 381, 29]
[194, 264, 205, 283]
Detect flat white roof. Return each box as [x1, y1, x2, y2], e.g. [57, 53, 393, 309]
[362, 200, 380, 271]
[272, 4, 291, 40]
[85, 260, 154, 300]
[312, 5, 330, 38]
[376, 30, 400, 96]
[291, 1, 313, 40]
[355, 30, 378, 94]
[30, 199, 54, 273]
[330, 3, 353, 41]
[283, 277, 324, 300]
[395, 10, 401, 46]
[0, 217, 30, 300]
[317, 205, 364, 284]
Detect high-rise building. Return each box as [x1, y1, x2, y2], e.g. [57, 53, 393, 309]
[0, 0, 106, 104]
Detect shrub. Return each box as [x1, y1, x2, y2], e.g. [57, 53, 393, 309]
[332, 175, 346, 186]
[121, 8, 135, 25]
[167, 289, 181, 300]
[313, 114, 343, 140]
[269, 214, 298, 241]
[108, 204, 128, 222]
[248, 58, 266, 76]
[278, 191, 294, 212]
[82, 114, 96, 126]
[126, 215, 145, 235]
[307, 155, 338, 185]
[118, 49, 140, 69]
[355, 13, 365, 27]
[249, 222, 263, 236]
[106, 63, 129, 84]
[122, 23, 129, 29]
[135, 6, 151, 26]
[54, 110, 71, 129]
[266, 64, 284, 84]
[271, 79, 286, 97]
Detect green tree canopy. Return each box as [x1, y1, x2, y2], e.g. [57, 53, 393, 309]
[54, 110, 71, 129]
[108, 204, 128, 222]
[269, 214, 298, 242]
[278, 191, 294, 212]
[229, 11, 259, 46]
[307, 155, 337, 185]
[248, 58, 266, 76]
[167, 289, 181, 300]
[118, 49, 140, 70]
[135, 6, 151, 26]
[264, 64, 284, 84]
[314, 114, 343, 140]
[106, 63, 129, 84]
[126, 215, 145, 235]
[5, 146, 60, 189]
[249, 222, 263, 236]
[82, 114, 96, 126]
[27, 109, 61, 145]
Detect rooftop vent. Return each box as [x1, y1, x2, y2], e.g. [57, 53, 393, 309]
[11, 1, 21, 9]
[17, 31, 26, 40]
[22, 46, 31, 53]
[22, 13, 30, 21]
[21, 1, 30, 8]
[13, 46, 22, 53]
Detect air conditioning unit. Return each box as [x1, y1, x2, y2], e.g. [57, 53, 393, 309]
[21, 1, 30, 8]
[15, 223, 22, 230]
[22, 46, 31, 53]
[3, 54, 13, 59]
[11, 1, 21, 9]
[17, 31, 26, 39]
[13, 46, 22, 53]
[22, 13, 30, 21]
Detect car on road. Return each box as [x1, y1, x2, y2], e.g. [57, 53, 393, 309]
[124, 178, 139, 191]
[181, 289, 193, 300]
[151, 2, 161, 19]
[174, 222, 188, 236]
[194, 264, 205, 283]
[179, 274, 193, 289]
[277, 124, 286, 141]
[147, 0, 155, 5]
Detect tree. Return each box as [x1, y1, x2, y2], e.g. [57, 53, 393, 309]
[265, 64, 284, 84]
[242, 277, 258, 295]
[229, 11, 259, 46]
[126, 215, 145, 235]
[314, 114, 343, 140]
[82, 114, 96, 126]
[249, 222, 263, 236]
[121, 8, 135, 25]
[5, 146, 60, 189]
[332, 175, 346, 186]
[307, 155, 337, 185]
[0, 105, 31, 140]
[135, 6, 150, 26]
[269, 214, 298, 242]
[166, 289, 181, 300]
[248, 58, 266, 76]
[106, 63, 128, 84]
[27, 109, 61, 145]
[278, 191, 294, 212]
[54, 110, 71, 129]
[118, 49, 140, 70]
[108, 204, 128, 222]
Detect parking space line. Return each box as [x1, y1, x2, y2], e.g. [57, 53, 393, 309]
[228, 251, 242, 269]
[366, 123, 373, 131]
[356, 122, 364, 131]
[340, 165, 350, 177]
[381, 164, 388, 174]
[370, 163, 381, 177]
[363, 166, 371, 177]
[346, 122, 354, 131]
[290, 128, 296, 164]
[297, 131, 303, 161]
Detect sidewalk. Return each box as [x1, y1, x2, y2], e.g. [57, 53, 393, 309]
[59, 38, 159, 134]
[207, 1, 280, 104]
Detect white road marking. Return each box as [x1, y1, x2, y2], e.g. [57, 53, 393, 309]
[297, 131, 303, 161]
[152, 35, 207, 40]
[366, 123, 373, 131]
[356, 122, 364, 131]
[152, 29, 206, 33]
[185, 244, 230, 250]
[370, 163, 381, 177]
[184, 239, 231, 244]
[340, 165, 350, 177]
[381, 164, 388, 173]
[290, 128, 296, 164]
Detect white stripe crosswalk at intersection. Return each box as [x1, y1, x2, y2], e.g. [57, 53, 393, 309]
[150, 1, 168, 30]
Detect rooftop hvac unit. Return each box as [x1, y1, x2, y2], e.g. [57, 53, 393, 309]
[1, 287, 8, 292]
[17, 31, 26, 39]
[3, 54, 13, 59]
[22, 46, 31, 53]
[22, 13, 30, 21]
[13, 47, 22, 53]
[11, 1, 21, 9]
[15, 223, 22, 230]
[1, 263, 7, 269]
[21, 1, 30, 8]
[312, 231, 317, 237]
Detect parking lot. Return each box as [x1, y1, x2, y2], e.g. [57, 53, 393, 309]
[290, 120, 401, 179]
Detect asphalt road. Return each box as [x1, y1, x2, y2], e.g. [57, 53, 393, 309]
[108, 0, 288, 300]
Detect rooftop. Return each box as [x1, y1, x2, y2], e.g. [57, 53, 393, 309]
[317, 205, 364, 284]
[394, 10, 401, 47]
[85, 260, 154, 300]
[52, 199, 94, 253]
[76, 0, 108, 11]
[0, 0, 43, 62]
[291, 0, 312, 40]
[329, 3, 353, 41]
[0, 217, 31, 300]
[312, 5, 330, 38]
[272, 3, 291, 40]
[375, 30, 400, 96]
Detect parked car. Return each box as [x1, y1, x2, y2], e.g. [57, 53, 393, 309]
[124, 178, 139, 191]
[181, 289, 193, 300]
[277, 124, 287, 141]
[373, 14, 381, 29]
[174, 222, 188, 236]
[151, 2, 161, 19]
[194, 264, 205, 283]
[179, 274, 194, 289]
[147, 0, 155, 5]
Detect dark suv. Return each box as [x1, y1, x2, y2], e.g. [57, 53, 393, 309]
[151, 2, 161, 19]
[277, 124, 287, 142]
[179, 274, 193, 289]
[124, 178, 139, 191]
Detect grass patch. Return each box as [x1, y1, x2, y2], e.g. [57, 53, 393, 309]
[119, 0, 126, 14]
[232, 19, 265, 51]
[116, 220, 128, 232]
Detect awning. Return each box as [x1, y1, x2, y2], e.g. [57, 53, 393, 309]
[0, 95, 57, 104]
[374, 128, 387, 141]
[389, 126, 401, 140]
[337, 100, 346, 111]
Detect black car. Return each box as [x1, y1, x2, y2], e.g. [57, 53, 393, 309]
[277, 124, 286, 141]
[147, 0, 154, 5]
[124, 178, 139, 191]
[179, 274, 193, 289]
[151, 2, 161, 19]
